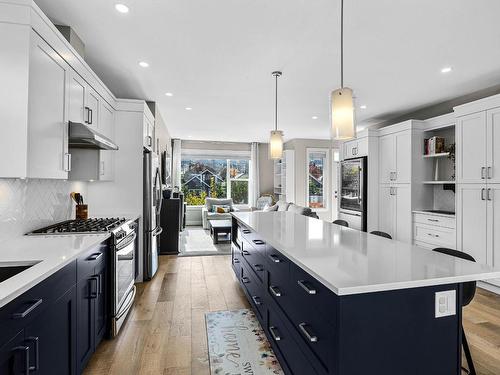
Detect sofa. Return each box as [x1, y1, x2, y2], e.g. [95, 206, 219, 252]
[202, 198, 239, 229]
[263, 200, 319, 219]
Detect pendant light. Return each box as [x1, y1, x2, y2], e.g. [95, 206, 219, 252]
[331, 0, 355, 140]
[269, 71, 284, 159]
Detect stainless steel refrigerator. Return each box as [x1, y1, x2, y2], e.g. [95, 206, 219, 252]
[143, 150, 163, 280]
[338, 157, 367, 231]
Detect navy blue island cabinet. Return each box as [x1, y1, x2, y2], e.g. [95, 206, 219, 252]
[231, 216, 463, 375]
[0, 241, 109, 375]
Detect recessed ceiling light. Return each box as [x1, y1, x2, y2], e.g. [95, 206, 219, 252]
[187, 135, 193, 138]
[115, 4, 129, 13]
[312, 116, 318, 120]
[165, 92, 173, 97]
[360, 105, 367, 109]
[441, 66, 452, 73]
[185, 107, 192, 111]
[138, 61, 149, 68]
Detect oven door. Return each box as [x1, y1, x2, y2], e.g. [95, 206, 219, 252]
[115, 231, 136, 313]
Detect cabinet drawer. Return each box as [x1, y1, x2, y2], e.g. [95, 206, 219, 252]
[413, 213, 455, 229]
[231, 243, 242, 279]
[413, 223, 456, 248]
[266, 247, 290, 309]
[239, 225, 267, 251]
[77, 242, 107, 280]
[241, 238, 266, 283]
[240, 262, 266, 321]
[0, 261, 76, 348]
[267, 304, 317, 375]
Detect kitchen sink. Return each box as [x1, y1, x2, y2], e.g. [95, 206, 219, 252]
[0, 262, 40, 283]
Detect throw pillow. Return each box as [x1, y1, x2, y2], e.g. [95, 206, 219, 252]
[213, 205, 231, 213]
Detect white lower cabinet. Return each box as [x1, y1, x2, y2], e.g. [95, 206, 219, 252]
[378, 184, 411, 243]
[412, 212, 456, 249]
[27, 30, 70, 179]
[456, 184, 489, 265]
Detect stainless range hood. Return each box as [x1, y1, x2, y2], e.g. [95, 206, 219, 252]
[69, 121, 118, 151]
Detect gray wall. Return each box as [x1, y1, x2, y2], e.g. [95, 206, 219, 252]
[258, 143, 274, 195]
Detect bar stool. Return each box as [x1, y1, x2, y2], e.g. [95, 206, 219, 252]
[432, 247, 476, 375]
[370, 231, 392, 239]
[332, 219, 349, 227]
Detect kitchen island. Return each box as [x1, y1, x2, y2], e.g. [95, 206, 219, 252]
[231, 211, 500, 375]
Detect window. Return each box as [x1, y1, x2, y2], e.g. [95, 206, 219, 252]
[306, 148, 329, 209]
[181, 157, 249, 205]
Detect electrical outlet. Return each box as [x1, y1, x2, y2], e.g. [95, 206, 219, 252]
[435, 290, 456, 318]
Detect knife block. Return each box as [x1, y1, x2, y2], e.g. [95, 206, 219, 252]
[76, 205, 88, 220]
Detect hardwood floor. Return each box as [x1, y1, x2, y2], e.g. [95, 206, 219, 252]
[83, 255, 500, 375]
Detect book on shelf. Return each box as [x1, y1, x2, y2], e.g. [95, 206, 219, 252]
[424, 136, 446, 155]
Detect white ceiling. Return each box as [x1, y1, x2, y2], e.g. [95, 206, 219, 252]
[35, 0, 500, 142]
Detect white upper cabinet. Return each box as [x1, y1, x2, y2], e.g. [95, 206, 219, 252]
[98, 100, 115, 181]
[487, 107, 500, 184]
[27, 31, 70, 179]
[143, 115, 154, 150]
[456, 112, 487, 183]
[379, 135, 395, 184]
[86, 86, 100, 128]
[342, 138, 368, 159]
[68, 70, 86, 124]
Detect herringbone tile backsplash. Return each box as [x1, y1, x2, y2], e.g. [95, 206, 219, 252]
[0, 179, 87, 241]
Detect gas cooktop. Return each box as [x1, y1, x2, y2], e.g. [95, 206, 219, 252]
[28, 218, 128, 235]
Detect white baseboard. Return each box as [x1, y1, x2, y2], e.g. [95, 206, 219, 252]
[478, 281, 500, 295]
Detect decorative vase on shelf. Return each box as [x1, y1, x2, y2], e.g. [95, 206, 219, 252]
[447, 143, 456, 181]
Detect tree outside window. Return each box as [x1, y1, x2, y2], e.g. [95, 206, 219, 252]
[181, 157, 249, 205]
[307, 149, 328, 209]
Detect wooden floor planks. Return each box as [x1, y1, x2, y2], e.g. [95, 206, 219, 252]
[83, 255, 500, 375]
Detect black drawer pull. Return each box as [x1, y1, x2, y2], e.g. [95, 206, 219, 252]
[13, 346, 29, 374]
[268, 254, 281, 263]
[27, 336, 39, 371]
[252, 296, 262, 305]
[233, 258, 240, 264]
[253, 264, 264, 272]
[241, 277, 250, 284]
[12, 299, 43, 319]
[269, 326, 281, 341]
[252, 239, 265, 245]
[299, 323, 318, 343]
[242, 229, 251, 234]
[87, 252, 103, 261]
[242, 250, 250, 256]
[269, 286, 282, 297]
[89, 276, 99, 299]
[298, 280, 317, 295]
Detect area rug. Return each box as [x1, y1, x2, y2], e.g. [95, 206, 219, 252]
[178, 227, 231, 257]
[205, 309, 284, 375]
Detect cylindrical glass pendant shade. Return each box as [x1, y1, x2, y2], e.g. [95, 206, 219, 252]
[331, 87, 355, 140]
[269, 130, 284, 159]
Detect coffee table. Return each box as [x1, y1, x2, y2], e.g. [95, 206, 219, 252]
[209, 219, 232, 244]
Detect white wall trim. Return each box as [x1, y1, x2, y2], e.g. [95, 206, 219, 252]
[478, 281, 500, 295]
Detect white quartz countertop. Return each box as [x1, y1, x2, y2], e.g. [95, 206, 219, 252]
[0, 233, 110, 308]
[232, 211, 500, 296]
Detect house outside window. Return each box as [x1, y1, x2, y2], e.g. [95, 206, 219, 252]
[181, 157, 249, 205]
[306, 148, 329, 210]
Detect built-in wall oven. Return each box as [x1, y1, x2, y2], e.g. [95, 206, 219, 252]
[111, 219, 138, 337]
[339, 157, 367, 231]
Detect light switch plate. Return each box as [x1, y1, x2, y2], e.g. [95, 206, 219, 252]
[435, 290, 456, 318]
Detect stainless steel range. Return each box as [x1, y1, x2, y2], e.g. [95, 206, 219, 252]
[28, 217, 138, 337]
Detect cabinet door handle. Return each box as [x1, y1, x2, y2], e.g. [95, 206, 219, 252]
[98, 273, 103, 295]
[12, 346, 29, 374]
[89, 276, 99, 299]
[427, 218, 439, 222]
[12, 299, 43, 319]
[100, 161, 105, 176]
[427, 233, 440, 238]
[241, 277, 250, 284]
[269, 286, 282, 297]
[481, 188, 486, 201]
[27, 336, 39, 371]
[147, 135, 152, 147]
[481, 167, 486, 179]
[233, 258, 240, 264]
[242, 229, 251, 234]
[64, 153, 72, 172]
[242, 250, 250, 256]
[84, 106, 90, 124]
[252, 239, 265, 245]
[487, 188, 493, 201]
[251, 296, 262, 305]
[269, 326, 281, 341]
[299, 323, 318, 342]
[268, 254, 281, 263]
[297, 280, 316, 295]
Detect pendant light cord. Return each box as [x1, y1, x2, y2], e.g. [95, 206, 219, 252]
[274, 73, 278, 131]
[340, 0, 344, 88]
